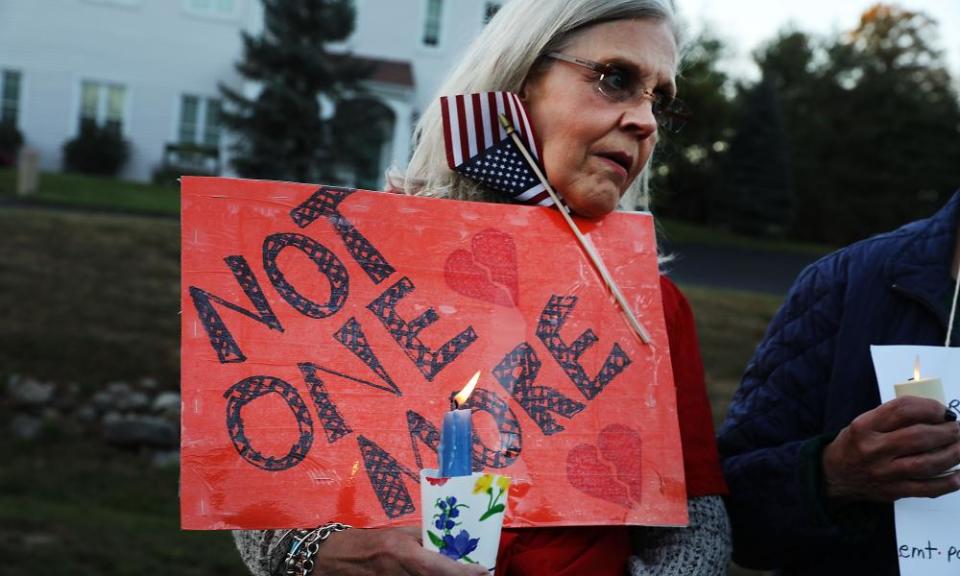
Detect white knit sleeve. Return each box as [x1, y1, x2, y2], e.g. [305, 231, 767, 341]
[233, 529, 292, 576]
[628, 496, 731, 576]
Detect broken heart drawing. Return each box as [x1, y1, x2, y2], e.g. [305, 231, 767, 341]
[444, 228, 519, 308]
[566, 424, 643, 508]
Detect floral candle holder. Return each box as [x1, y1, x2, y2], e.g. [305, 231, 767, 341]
[420, 469, 511, 573]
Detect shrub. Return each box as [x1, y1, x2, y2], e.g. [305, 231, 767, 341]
[151, 143, 220, 187]
[63, 119, 130, 176]
[0, 120, 24, 167]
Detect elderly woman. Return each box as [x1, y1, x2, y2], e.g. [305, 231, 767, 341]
[234, 0, 730, 575]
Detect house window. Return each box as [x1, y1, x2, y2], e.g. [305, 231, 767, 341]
[202, 99, 222, 147]
[422, 0, 443, 46]
[80, 80, 127, 132]
[483, 2, 501, 24]
[1, 70, 22, 125]
[183, 0, 239, 19]
[83, 0, 142, 7]
[179, 95, 222, 147]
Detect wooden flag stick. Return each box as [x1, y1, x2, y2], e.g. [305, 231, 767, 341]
[498, 115, 652, 345]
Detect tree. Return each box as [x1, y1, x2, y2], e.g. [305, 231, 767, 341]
[747, 29, 827, 240]
[651, 32, 736, 223]
[220, 0, 384, 184]
[717, 76, 794, 237]
[715, 6, 960, 244]
[811, 3, 960, 244]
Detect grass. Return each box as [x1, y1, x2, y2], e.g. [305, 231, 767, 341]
[0, 181, 788, 575]
[683, 286, 784, 429]
[0, 207, 180, 390]
[658, 217, 834, 256]
[0, 167, 179, 215]
[0, 436, 244, 576]
[0, 206, 240, 574]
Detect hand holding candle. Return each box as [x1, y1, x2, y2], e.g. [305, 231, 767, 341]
[892, 356, 960, 476]
[439, 371, 481, 478]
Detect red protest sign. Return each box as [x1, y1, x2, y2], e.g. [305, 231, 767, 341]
[180, 177, 686, 530]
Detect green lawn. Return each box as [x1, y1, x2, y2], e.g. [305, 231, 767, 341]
[0, 182, 785, 575]
[0, 207, 241, 574]
[0, 167, 179, 215]
[683, 285, 783, 429]
[0, 437, 244, 576]
[658, 216, 834, 256]
[0, 208, 180, 388]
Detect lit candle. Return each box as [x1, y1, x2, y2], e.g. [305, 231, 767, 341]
[894, 355, 944, 402]
[439, 370, 480, 477]
[894, 356, 959, 475]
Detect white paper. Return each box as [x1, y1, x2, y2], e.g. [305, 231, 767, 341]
[871, 345, 960, 575]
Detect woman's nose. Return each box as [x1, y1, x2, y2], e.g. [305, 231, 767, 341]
[620, 99, 658, 138]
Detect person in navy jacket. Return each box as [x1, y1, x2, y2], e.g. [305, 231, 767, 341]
[719, 192, 960, 575]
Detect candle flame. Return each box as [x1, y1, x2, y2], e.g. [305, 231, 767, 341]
[914, 355, 921, 381]
[454, 371, 481, 408]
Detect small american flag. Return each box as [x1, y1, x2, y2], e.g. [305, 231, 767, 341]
[440, 91, 553, 206]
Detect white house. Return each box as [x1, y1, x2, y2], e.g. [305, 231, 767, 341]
[0, 0, 504, 186]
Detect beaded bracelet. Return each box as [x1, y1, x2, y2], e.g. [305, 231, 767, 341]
[284, 522, 351, 576]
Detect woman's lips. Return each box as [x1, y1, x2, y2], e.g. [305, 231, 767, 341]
[596, 154, 630, 181]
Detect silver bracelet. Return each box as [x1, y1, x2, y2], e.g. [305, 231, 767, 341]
[284, 522, 351, 576]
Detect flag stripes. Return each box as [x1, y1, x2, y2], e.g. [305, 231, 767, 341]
[441, 92, 541, 170]
[441, 91, 551, 206]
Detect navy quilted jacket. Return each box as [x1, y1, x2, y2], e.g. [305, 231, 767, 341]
[718, 192, 960, 575]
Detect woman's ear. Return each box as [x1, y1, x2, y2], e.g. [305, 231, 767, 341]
[520, 58, 550, 101]
[519, 72, 540, 102]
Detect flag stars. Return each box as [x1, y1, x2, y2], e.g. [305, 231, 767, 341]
[454, 138, 541, 199]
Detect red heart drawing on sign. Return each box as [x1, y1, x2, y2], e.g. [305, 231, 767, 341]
[566, 424, 643, 508]
[444, 228, 519, 308]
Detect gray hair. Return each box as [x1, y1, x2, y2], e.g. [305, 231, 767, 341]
[389, 0, 683, 211]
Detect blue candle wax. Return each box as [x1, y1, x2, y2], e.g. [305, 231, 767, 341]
[439, 408, 473, 477]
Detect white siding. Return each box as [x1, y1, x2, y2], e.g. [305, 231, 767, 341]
[0, 0, 493, 182]
[349, 0, 491, 114]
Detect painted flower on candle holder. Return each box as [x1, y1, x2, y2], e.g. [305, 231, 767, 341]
[434, 496, 464, 531]
[473, 474, 493, 494]
[472, 473, 511, 522]
[440, 530, 480, 561]
[428, 496, 480, 562]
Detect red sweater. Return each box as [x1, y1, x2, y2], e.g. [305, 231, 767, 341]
[495, 276, 727, 575]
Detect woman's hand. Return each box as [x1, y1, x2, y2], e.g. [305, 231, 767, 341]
[312, 526, 489, 576]
[822, 396, 960, 502]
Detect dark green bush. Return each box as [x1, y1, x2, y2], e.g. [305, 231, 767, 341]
[151, 143, 220, 187]
[62, 119, 130, 176]
[0, 120, 23, 167]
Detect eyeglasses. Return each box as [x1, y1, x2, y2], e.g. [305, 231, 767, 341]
[545, 52, 691, 133]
